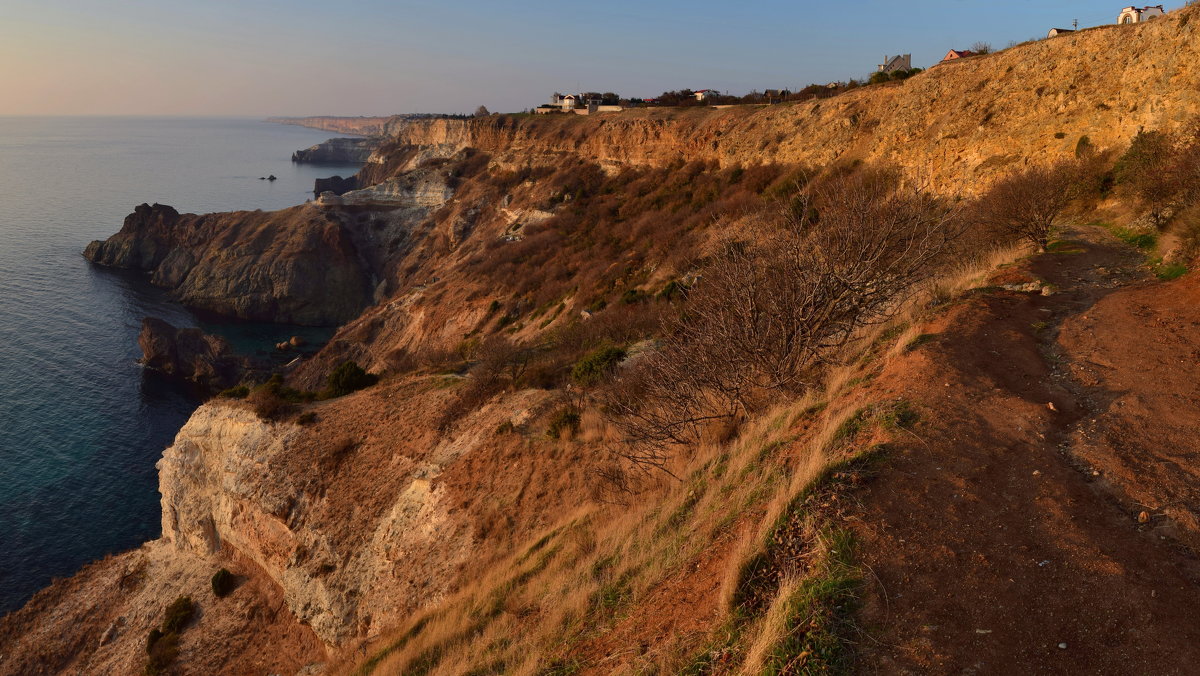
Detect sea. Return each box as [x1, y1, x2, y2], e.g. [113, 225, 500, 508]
[0, 117, 362, 615]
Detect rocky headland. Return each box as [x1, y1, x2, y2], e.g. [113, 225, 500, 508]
[292, 137, 379, 164]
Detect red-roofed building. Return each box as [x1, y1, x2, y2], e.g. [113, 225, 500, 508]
[940, 49, 976, 63]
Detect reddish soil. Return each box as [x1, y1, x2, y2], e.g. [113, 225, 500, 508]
[1057, 268, 1200, 547]
[851, 226, 1200, 673]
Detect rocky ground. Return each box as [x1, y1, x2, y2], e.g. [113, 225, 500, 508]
[852, 226, 1200, 673]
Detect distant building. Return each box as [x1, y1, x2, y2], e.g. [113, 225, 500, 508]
[763, 89, 786, 103]
[693, 89, 717, 101]
[535, 93, 581, 114]
[940, 49, 976, 63]
[879, 54, 912, 74]
[1118, 5, 1165, 23]
[535, 91, 623, 114]
[1047, 27, 1076, 38]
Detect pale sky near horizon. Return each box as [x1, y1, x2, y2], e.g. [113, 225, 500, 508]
[0, 1, 1180, 117]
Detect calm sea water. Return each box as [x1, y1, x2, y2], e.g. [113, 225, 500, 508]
[0, 117, 361, 615]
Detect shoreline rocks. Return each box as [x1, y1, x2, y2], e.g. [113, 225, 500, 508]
[138, 317, 252, 392]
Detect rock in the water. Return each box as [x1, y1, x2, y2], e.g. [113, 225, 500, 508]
[313, 174, 358, 196]
[138, 317, 249, 391]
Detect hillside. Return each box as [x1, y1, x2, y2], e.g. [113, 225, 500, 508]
[323, 14, 1200, 194]
[5, 9, 1200, 676]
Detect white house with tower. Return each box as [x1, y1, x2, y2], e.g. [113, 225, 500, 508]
[1118, 5, 1165, 23]
[879, 54, 911, 74]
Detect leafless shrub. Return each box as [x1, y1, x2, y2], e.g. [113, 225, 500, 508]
[603, 170, 960, 468]
[974, 158, 1086, 251]
[436, 336, 538, 431]
[474, 335, 537, 390]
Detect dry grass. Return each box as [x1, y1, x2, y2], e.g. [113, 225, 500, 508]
[340, 225, 1028, 676]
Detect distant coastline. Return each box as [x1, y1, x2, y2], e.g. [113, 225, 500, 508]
[266, 115, 387, 136]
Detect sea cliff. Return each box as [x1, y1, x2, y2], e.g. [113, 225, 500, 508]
[292, 137, 379, 164]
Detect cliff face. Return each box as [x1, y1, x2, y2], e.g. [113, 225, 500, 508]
[84, 203, 374, 325]
[153, 380, 597, 648]
[292, 137, 380, 164]
[367, 17, 1200, 193]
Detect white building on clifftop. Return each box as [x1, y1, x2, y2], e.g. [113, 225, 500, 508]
[1118, 5, 1165, 23]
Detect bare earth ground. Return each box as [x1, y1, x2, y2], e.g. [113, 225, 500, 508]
[852, 226, 1200, 674]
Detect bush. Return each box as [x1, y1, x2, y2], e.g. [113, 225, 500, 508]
[161, 595, 195, 634]
[571, 344, 627, 387]
[326, 361, 379, 398]
[1115, 130, 1180, 226]
[145, 628, 164, 654]
[247, 386, 294, 421]
[211, 568, 236, 598]
[218, 385, 249, 399]
[296, 411, 317, 426]
[975, 158, 1085, 251]
[547, 408, 582, 439]
[604, 170, 960, 468]
[144, 631, 178, 675]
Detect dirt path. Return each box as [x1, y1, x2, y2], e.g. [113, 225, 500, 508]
[851, 226, 1200, 674]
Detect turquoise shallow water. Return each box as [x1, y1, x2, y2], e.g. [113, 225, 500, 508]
[0, 117, 359, 614]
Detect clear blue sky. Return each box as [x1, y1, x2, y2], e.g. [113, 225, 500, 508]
[0, 1, 1179, 116]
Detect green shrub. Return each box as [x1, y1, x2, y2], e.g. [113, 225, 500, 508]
[211, 568, 236, 598]
[546, 408, 581, 439]
[1156, 262, 1188, 280]
[657, 279, 686, 301]
[1111, 225, 1157, 250]
[144, 630, 178, 675]
[218, 385, 249, 399]
[145, 628, 164, 654]
[326, 361, 379, 398]
[620, 289, 649, 305]
[570, 344, 626, 387]
[161, 595, 195, 634]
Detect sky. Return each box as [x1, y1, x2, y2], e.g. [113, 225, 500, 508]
[0, 1, 1182, 116]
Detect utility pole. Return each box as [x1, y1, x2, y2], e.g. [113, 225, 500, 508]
[1074, 18, 1078, 29]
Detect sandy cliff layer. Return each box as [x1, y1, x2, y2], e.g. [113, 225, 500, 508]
[369, 17, 1200, 192]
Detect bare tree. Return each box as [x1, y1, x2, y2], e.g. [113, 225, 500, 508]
[976, 159, 1082, 252]
[603, 170, 960, 469]
[474, 105, 491, 117]
[970, 41, 993, 55]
